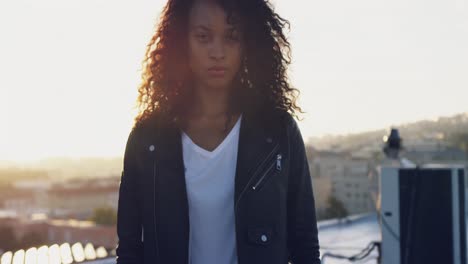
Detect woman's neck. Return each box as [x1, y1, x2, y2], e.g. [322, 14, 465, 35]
[191, 84, 232, 119]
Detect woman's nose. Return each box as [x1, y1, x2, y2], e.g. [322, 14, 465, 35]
[209, 38, 226, 60]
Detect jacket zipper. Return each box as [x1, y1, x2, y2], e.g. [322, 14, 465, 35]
[235, 143, 279, 211]
[252, 153, 282, 190]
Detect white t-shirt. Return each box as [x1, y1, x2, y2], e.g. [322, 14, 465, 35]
[181, 114, 242, 264]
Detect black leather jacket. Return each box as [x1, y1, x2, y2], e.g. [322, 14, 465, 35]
[115, 107, 321, 264]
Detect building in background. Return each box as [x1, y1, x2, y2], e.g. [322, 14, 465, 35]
[308, 148, 375, 219]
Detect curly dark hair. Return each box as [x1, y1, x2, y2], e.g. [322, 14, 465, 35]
[133, 0, 304, 131]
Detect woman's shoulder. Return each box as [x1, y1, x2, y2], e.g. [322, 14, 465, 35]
[248, 107, 297, 138]
[268, 108, 304, 142]
[268, 107, 297, 128]
[131, 110, 168, 133]
[126, 111, 165, 144]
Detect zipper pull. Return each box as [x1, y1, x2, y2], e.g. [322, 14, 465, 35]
[276, 154, 282, 171]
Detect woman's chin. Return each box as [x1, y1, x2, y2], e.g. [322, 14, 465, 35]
[201, 78, 234, 90]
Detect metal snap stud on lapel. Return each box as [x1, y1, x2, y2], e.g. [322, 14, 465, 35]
[261, 234, 268, 242]
[149, 145, 155, 152]
[266, 137, 272, 143]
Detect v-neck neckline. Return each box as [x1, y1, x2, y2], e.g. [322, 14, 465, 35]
[181, 114, 242, 159]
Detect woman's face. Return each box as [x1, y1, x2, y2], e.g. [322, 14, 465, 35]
[187, 0, 243, 91]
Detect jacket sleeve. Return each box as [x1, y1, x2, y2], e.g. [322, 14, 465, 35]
[115, 128, 144, 264]
[287, 117, 321, 264]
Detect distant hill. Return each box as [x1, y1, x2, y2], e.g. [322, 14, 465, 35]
[0, 156, 123, 182]
[0, 167, 50, 187]
[307, 112, 468, 153]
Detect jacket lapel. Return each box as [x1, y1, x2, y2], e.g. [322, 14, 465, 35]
[152, 116, 190, 263]
[233, 109, 282, 206]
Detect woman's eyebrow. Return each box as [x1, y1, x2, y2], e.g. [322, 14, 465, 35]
[191, 25, 211, 31]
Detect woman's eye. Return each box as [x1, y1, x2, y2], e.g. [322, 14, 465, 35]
[196, 33, 208, 41]
[226, 30, 240, 42]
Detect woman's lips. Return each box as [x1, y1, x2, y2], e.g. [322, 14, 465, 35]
[207, 67, 226, 77]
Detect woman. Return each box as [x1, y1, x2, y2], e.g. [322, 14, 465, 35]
[115, 0, 321, 263]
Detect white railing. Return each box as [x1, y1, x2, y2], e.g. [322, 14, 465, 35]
[0, 242, 112, 264]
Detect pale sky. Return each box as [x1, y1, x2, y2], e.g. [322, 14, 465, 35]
[1, 0, 467, 162]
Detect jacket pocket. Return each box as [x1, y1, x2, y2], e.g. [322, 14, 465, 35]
[247, 226, 273, 245]
[251, 153, 282, 192]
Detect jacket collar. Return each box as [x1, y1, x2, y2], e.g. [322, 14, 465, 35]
[153, 107, 283, 204]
